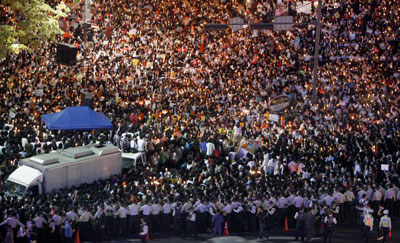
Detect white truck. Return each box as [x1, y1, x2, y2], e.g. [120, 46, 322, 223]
[3, 144, 122, 197]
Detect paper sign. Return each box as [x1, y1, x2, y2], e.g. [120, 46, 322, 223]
[381, 164, 389, 171]
[269, 114, 280, 122]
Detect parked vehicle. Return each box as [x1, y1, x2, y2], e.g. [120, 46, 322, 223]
[3, 144, 121, 197]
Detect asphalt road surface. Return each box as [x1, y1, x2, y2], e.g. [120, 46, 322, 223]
[83, 222, 400, 243]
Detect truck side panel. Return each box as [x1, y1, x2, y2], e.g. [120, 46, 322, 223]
[66, 152, 122, 188]
[44, 167, 65, 194]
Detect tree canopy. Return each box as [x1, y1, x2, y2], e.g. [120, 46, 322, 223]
[0, 0, 69, 58]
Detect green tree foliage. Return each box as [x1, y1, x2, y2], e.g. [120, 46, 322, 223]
[0, 0, 69, 58]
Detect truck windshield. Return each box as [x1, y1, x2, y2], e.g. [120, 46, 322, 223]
[122, 157, 134, 168]
[2, 180, 26, 197]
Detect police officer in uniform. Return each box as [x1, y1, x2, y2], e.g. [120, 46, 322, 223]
[94, 206, 107, 242]
[185, 207, 197, 239]
[34, 213, 47, 243]
[266, 201, 276, 234]
[140, 200, 152, 236]
[294, 207, 306, 242]
[247, 199, 257, 232]
[161, 199, 172, 233]
[233, 201, 244, 234]
[105, 202, 114, 235]
[379, 210, 391, 243]
[323, 211, 337, 243]
[128, 200, 140, 234]
[78, 207, 94, 240]
[363, 209, 374, 243]
[116, 203, 128, 235]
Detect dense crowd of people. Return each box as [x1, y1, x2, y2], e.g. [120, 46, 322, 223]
[0, 0, 399, 242]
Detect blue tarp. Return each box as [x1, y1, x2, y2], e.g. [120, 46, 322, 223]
[42, 106, 113, 130]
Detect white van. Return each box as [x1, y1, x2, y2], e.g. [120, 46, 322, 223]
[121, 152, 146, 169]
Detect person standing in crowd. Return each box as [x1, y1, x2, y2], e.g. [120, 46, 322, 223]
[5, 225, 14, 243]
[384, 185, 395, 216]
[344, 188, 355, 224]
[376, 206, 385, 240]
[63, 220, 73, 243]
[294, 207, 306, 242]
[116, 203, 128, 235]
[47, 219, 56, 242]
[28, 220, 38, 243]
[16, 225, 26, 243]
[66, 208, 78, 229]
[323, 211, 337, 243]
[172, 201, 183, 236]
[304, 208, 315, 243]
[140, 200, 152, 236]
[212, 210, 223, 237]
[52, 209, 62, 241]
[265, 201, 276, 235]
[277, 193, 288, 229]
[161, 199, 172, 233]
[185, 207, 197, 240]
[105, 203, 114, 235]
[0, 212, 25, 239]
[34, 213, 46, 243]
[139, 218, 148, 243]
[128, 200, 140, 234]
[256, 207, 267, 240]
[94, 206, 107, 242]
[151, 199, 162, 234]
[247, 199, 257, 232]
[233, 201, 244, 234]
[78, 207, 94, 240]
[379, 210, 391, 243]
[363, 209, 374, 243]
[195, 199, 208, 234]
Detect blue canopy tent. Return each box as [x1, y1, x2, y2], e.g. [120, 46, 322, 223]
[42, 106, 113, 130]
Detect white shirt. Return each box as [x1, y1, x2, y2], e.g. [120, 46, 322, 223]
[140, 204, 152, 215]
[288, 194, 296, 205]
[117, 207, 128, 218]
[140, 224, 148, 235]
[234, 126, 242, 136]
[188, 212, 196, 222]
[223, 204, 233, 214]
[129, 203, 140, 216]
[294, 196, 305, 208]
[358, 190, 366, 201]
[206, 142, 215, 156]
[276, 197, 288, 208]
[137, 138, 147, 152]
[162, 203, 172, 214]
[334, 192, 345, 204]
[79, 211, 93, 222]
[372, 191, 382, 202]
[324, 195, 335, 206]
[34, 216, 47, 228]
[152, 204, 162, 215]
[234, 206, 243, 213]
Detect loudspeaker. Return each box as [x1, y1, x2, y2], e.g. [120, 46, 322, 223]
[81, 91, 94, 109]
[56, 43, 77, 65]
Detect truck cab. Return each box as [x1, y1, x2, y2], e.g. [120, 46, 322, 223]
[3, 165, 43, 198]
[121, 152, 146, 169]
